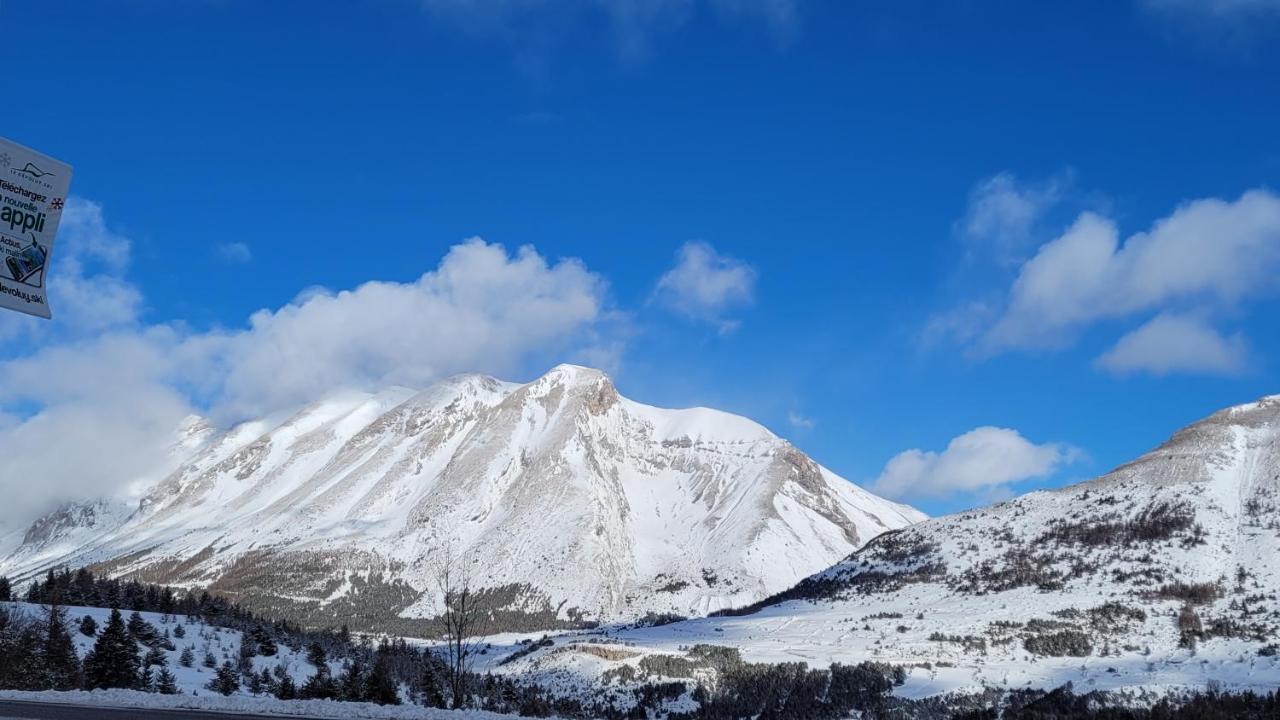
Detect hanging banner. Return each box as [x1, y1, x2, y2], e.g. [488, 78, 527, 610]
[0, 137, 73, 319]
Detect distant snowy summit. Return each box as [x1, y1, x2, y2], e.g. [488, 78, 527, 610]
[567, 394, 1280, 695]
[0, 364, 923, 635]
[483, 394, 1280, 702]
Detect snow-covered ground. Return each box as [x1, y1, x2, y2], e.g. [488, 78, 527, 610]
[5, 602, 328, 692]
[484, 395, 1280, 705]
[1, 602, 536, 719]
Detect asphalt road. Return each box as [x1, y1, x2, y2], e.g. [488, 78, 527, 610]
[0, 699, 335, 720]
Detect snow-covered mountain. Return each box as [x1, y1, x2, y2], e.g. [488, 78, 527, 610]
[496, 394, 1280, 701]
[0, 365, 922, 635]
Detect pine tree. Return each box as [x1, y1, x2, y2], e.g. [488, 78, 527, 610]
[0, 576, 11, 601]
[179, 646, 195, 667]
[300, 666, 337, 700]
[12, 627, 47, 690]
[253, 626, 277, 657]
[172, 623, 185, 639]
[306, 641, 327, 667]
[246, 669, 264, 695]
[364, 651, 400, 705]
[238, 634, 256, 674]
[207, 660, 240, 696]
[139, 665, 154, 693]
[143, 646, 168, 668]
[84, 608, 142, 689]
[155, 667, 179, 695]
[41, 603, 82, 690]
[339, 657, 365, 701]
[127, 611, 156, 646]
[275, 673, 297, 700]
[202, 649, 217, 668]
[78, 615, 97, 637]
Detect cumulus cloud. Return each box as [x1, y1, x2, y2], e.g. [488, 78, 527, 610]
[212, 239, 609, 419]
[0, 204, 616, 525]
[653, 241, 756, 332]
[0, 329, 196, 524]
[958, 172, 1069, 264]
[872, 427, 1077, 502]
[933, 187, 1280, 375]
[1096, 313, 1247, 376]
[983, 190, 1280, 353]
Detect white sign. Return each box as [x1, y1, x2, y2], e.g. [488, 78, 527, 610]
[0, 137, 73, 319]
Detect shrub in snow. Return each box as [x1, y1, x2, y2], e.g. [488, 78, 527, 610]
[1023, 630, 1093, 657]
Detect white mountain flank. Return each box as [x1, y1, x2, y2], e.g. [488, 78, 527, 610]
[0, 365, 923, 634]
[497, 394, 1280, 700]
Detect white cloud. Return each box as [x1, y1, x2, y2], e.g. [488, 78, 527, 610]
[0, 329, 195, 524]
[787, 410, 814, 429]
[872, 426, 1077, 502]
[211, 238, 610, 419]
[216, 241, 252, 263]
[653, 241, 756, 331]
[959, 172, 1069, 264]
[1096, 313, 1247, 376]
[982, 190, 1280, 353]
[934, 188, 1280, 374]
[0, 205, 617, 524]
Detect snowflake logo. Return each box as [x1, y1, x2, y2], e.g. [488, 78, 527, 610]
[0, 153, 9, 169]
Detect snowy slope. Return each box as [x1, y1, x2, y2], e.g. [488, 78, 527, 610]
[0, 365, 922, 634]
[491, 394, 1280, 700]
[0, 602, 525, 719]
[3, 601, 330, 697]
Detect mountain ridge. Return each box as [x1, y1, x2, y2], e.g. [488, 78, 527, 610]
[505, 393, 1280, 702]
[0, 364, 923, 635]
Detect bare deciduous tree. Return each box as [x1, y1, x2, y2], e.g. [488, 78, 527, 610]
[431, 543, 490, 709]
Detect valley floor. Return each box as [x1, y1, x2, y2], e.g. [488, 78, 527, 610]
[482, 591, 1280, 705]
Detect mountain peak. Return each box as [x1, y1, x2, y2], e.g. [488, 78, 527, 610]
[543, 363, 610, 384]
[0, 365, 919, 632]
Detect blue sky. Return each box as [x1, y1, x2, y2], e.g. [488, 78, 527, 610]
[1, 0, 1278, 519]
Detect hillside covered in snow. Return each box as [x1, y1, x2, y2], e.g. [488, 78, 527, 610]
[0, 600, 531, 719]
[0, 365, 922, 636]
[485, 395, 1280, 705]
